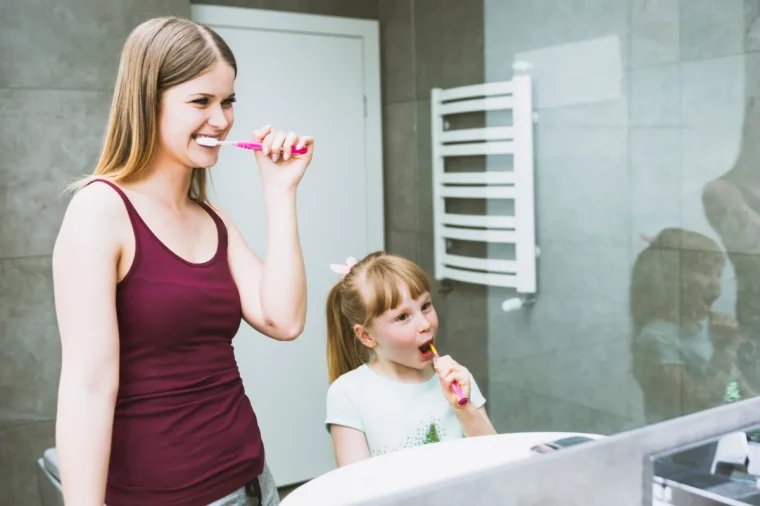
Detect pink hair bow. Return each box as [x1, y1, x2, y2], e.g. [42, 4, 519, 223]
[330, 257, 357, 277]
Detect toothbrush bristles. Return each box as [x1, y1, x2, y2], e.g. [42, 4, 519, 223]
[195, 137, 219, 147]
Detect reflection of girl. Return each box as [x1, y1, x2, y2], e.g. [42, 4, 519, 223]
[630, 229, 749, 424]
[703, 108, 760, 390]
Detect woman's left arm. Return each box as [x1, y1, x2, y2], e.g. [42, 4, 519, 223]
[217, 126, 313, 341]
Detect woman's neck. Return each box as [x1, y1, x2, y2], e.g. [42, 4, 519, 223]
[130, 156, 195, 211]
[368, 359, 435, 384]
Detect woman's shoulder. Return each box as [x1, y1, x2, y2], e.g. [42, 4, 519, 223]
[66, 178, 128, 218]
[703, 177, 743, 213]
[56, 179, 131, 249]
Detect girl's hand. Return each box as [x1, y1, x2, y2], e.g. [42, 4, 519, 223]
[710, 311, 742, 353]
[251, 125, 314, 193]
[433, 354, 472, 408]
[710, 311, 740, 337]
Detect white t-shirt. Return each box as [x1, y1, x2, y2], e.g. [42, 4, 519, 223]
[325, 364, 487, 457]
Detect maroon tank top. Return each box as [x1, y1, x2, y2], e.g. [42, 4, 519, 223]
[90, 179, 264, 506]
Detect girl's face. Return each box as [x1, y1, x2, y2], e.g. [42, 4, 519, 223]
[682, 260, 723, 320]
[156, 61, 236, 171]
[357, 288, 439, 370]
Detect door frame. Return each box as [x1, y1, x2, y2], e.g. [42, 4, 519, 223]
[191, 4, 385, 246]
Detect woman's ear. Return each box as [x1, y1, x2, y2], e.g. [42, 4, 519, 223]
[353, 324, 376, 349]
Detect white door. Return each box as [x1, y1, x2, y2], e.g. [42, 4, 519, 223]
[191, 6, 384, 486]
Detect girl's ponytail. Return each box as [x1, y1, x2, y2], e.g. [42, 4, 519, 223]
[326, 283, 368, 383]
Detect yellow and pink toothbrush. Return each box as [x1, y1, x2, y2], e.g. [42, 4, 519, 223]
[429, 344, 469, 406]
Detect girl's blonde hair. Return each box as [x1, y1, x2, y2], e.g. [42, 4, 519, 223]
[629, 228, 725, 336]
[72, 16, 236, 202]
[326, 252, 431, 383]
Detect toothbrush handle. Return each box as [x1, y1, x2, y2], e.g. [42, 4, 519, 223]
[451, 381, 469, 406]
[431, 345, 469, 406]
[233, 141, 308, 155]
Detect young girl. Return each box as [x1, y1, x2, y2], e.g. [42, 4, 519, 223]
[53, 17, 312, 506]
[324, 252, 496, 467]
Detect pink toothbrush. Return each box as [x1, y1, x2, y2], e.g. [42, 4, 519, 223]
[429, 344, 469, 406]
[195, 136, 308, 154]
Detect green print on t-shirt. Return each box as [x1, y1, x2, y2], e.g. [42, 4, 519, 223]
[423, 422, 442, 445]
[724, 380, 742, 403]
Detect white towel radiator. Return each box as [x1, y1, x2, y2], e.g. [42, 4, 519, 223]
[430, 76, 538, 307]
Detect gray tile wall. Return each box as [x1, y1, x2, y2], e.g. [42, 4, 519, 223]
[0, 1, 188, 503]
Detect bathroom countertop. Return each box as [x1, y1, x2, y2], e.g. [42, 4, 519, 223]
[281, 432, 604, 506]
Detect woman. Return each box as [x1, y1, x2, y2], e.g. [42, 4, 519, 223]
[52, 17, 312, 506]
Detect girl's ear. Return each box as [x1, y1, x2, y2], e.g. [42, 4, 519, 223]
[354, 324, 376, 349]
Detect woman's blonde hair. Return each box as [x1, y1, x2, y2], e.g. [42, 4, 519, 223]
[326, 252, 432, 384]
[72, 16, 236, 202]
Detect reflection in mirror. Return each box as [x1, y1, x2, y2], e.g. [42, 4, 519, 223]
[478, 0, 760, 449]
[631, 229, 749, 425]
[652, 425, 760, 505]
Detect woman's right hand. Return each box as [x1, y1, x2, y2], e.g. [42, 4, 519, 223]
[251, 125, 314, 194]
